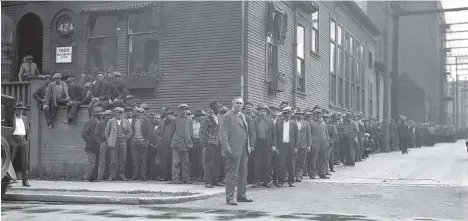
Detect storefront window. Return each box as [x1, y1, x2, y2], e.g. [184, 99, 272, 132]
[128, 9, 160, 77]
[88, 15, 117, 72]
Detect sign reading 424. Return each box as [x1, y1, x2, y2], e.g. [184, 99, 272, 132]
[56, 14, 75, 39]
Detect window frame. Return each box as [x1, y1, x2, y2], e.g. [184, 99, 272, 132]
[329, 19, 337, 105]
[297, 24, 306, 93]
[311, 9, 319, 55]
[87, 14, 118, 72]
[127, 9, 161, 77]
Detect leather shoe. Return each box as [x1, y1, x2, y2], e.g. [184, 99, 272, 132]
[214, 182, 224, 186]
[107, 176, 114, 181]
[129, 176, 139, 181]
[205, 184, 213, 188]
[319, 175, 330, 179]
[264, 183, 272, 188]
[275, 181, 283, 187]
[22, 180, 31, 187]
[237, 197, 253, 202]
[119, 175, 128, 181]
[295, 178, 302, 182]
[330, 169, 336, 172]
[226, 200, 238, 206]
[326, 173, 332, 176]
[288, 183, 295, 187]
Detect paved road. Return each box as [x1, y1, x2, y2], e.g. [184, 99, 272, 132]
[2, 141, 468, 221]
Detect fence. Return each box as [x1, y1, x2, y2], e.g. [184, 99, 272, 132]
[1, 81, 31, 106]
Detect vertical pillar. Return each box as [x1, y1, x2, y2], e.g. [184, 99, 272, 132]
[391, 15, 400, 121]
[29, 78, 44, 168]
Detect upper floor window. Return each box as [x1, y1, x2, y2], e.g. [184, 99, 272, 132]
[311, 10, 319, 54]
[297, 25, 305, 93]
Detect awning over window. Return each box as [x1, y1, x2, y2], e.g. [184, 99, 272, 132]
[81, 1, 160, 13]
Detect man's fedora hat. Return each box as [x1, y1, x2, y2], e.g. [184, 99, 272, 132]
[15, 102, 27, 109]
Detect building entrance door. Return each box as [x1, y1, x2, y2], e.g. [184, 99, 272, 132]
[17, 13, 43, 80]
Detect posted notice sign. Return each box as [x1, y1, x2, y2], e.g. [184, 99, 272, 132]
[56, 46, 72, 63]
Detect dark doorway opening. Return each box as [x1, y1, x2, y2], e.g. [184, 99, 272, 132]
[16, 13, 43, 81]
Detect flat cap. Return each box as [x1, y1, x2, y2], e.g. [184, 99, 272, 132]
[53, 73, 62, 79]
[103, 110, 113, 115]
[66, 77, 74, 83]
[84, 82, 93, 88]
[257, 104, 269, 111]
[282, 106, 293, 112]
[178, 104, 190, 109]
[124, 106, 134, 111]
[93, 107, 104, 114]
[113, 71, 122, 76]
[114, 107, 124, 112]
[194, 110, 206, 116]
[135, 107, 145, 113]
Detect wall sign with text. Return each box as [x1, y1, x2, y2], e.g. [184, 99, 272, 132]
[56, 46, 72, 63]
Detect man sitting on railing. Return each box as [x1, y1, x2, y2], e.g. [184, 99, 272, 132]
[88, 73, 111, 118]
[66, 77, 85, 125]
[43, 73, 70, 129]
[33, 75, 52, 109]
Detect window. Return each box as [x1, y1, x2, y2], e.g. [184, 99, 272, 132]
[311, 10, 319, 54]
[330, 20, 337, 104]
[368, 50, 373, 68]
[369, 81, 373, 116]
[267, 43, 278, 81]
[88, 15, 118, 71]
[297, 25, 305, 93]
[128, 10, 160, 76]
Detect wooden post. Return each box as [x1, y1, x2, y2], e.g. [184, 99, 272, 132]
[29, 78, 44, 168]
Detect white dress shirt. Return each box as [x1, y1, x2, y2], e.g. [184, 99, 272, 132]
[297, 121, 302, 131]
[282, 120, 290, 143]
[13, 117, 26, 136]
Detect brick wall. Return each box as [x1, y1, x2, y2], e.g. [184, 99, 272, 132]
[39, 106, 88, 167]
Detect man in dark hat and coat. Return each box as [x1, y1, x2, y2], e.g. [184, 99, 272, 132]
[154, 105, 176, 181]
[292, 107, 311, 182]
[170, 104, 194, 184]
[33, 75, 52, 109]
[252, 104, 276, 188]
[82, 107, 103, 182]
[190, 109, 205, 182]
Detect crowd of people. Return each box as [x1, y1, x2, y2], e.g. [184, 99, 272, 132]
[30, 71, 459, 193]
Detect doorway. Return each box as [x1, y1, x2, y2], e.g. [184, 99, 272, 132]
[16, 13, 43, 80]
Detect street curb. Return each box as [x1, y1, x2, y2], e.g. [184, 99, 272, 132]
[3, 191, 225, 205]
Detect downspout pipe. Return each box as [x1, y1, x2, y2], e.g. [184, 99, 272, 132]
[240, 0, 246, 100]
[292, 4, 297, 108]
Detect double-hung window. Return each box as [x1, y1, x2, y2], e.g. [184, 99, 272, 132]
[311, 10, 319, 54]
[330, 20, 337, 104]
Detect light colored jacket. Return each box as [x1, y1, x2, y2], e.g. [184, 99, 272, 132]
[105, 117, 133, 147]
[218, 109, 254, 157]
[44, 81, 70, 105]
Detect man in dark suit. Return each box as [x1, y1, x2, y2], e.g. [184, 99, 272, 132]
[252, 104, 276, 188]
[274, 106, 299, 187]
[82, 107, 103, 182]
[397, 119, 409, 154]
[219, 97, 254, 205]
[292, 108, 311, 182]
[11, 102, 31, 187]
[129, 108, 154, 181]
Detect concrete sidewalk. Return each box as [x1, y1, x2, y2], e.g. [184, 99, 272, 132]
[3, 180, 226, 205]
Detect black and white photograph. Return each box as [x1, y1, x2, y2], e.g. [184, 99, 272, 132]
[1, 0, 467, 220]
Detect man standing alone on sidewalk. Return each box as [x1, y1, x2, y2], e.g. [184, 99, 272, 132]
[219, 97, 254, 205]
[105, 107, 133, 181]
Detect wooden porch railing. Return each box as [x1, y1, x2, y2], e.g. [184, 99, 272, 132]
[1, 81, 31, 106]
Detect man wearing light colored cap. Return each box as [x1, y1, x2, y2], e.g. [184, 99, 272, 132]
[108, 71, 129, 104]
[18, 54, 40, 81]
[82, 107, 103, 182]
[170, 103, 194, 184]
[88, 72, 111, 118]
[129, 107, 153, 181]
[292, 107, 311, 182]
[105, 107, 133, 181]
[273, 106, 299, 187]
[43, 73, 70, 128]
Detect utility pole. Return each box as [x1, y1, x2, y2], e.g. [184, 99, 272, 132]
[382, 3, 391, 152]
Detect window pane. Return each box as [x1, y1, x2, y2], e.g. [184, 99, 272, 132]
[360, 45, 364, 61]
[345, 81, 349, 108]
[297, 58, 302, 78]
[362, 89, 365, 113]
[338, 78, 343, 106]
[350, 37, 354, 55]
[357, 86, 360, 111]
[129, 9, 159, 33]
[128, 34, 159, 76]
[345, 53, 349, 80]
[345, 32, 350, 51]
[330, 20, 336, 41]
[312, 11, 318, 29]
[90, 15, 117, 37]
[297, 26, 305, 59]
[267, 44, 273, 80]
[330, 43, 336, 73]
[297, 59, 305, 92]
[337, 48, 342, 76]
[356, 61, 360, 86]
[337, 25, 342, 46]
[330, 74, 336, 104]
[312, 30, 318, 53]
[88, 37, 117, 71]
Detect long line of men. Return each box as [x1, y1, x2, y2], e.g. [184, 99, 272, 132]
[81, 98, 406, 188]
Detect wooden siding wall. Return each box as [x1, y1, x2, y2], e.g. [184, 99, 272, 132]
[149, 1, 242, 112]
[246, 1, 331, 109]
